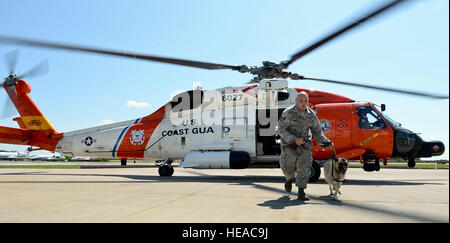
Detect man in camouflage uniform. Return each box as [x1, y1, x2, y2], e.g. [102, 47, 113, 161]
[276, 91, 332, 201]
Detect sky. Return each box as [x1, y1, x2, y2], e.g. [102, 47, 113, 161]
[0, 0, 448, 159]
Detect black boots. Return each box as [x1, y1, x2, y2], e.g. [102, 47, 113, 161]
[298, 188, 310, 201]
[285, 181, 310, 201]
[284, 179, 292, 192]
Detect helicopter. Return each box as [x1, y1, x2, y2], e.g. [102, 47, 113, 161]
[0, 0, 447, 181]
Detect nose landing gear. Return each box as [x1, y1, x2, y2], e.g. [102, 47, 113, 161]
[407, 158, 416, 168]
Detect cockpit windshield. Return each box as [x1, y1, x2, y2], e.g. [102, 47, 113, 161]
[382, 113, 401, 128]
[356, 106, 387, 129]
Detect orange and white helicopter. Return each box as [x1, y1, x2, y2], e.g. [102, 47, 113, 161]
[0, 0, 447, 181]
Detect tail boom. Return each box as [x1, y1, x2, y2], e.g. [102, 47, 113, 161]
[0, 125, 62, 151]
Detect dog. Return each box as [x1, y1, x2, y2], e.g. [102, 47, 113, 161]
[323, 157, 349, 200]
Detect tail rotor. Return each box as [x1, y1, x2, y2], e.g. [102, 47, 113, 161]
[1, 49, 49, 120]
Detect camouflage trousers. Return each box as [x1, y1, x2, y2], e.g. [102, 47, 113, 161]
[279, 145, 312, 189]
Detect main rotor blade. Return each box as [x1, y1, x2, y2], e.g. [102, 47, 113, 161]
[0, 35, 241, 71]
[20, 60, 49, 79]
[298, 76, 449, 99]
[286, 0, 408, 66]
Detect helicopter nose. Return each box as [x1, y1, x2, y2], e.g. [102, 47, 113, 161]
[415, 140, 445, 157]
[394, 128, 445, 159]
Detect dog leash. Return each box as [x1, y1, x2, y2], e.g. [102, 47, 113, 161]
[331, 145, 337, 158]
[312, 144, 345, 183]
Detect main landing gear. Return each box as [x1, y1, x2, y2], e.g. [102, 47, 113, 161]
[363, 158, 381, 172]
[120, 158, 174, 176]
[362, 151, 381, 172]
[309, 161, 321, 182]
[157, 159, 174, 177]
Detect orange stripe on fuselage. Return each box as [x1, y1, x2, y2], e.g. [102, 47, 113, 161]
[116, 106, 165, 158]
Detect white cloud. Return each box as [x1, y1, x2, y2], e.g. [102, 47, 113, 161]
[126, 100, 152, 109]
[100, 119, 114, 125]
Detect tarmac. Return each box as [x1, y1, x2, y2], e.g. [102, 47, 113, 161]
[0, 165, 448, 223]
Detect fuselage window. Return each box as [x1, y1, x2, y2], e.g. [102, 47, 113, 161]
[277, 91, 290, 101]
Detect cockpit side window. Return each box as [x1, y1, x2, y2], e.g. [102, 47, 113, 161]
[356, 106, 387, 129]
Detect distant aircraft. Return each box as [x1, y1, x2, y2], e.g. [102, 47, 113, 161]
[29, 153, 64, 161]
[0, 151, 28, 160]
[71, 157, 93, 161]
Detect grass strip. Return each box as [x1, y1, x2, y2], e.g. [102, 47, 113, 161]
[0, 165, 80, 169]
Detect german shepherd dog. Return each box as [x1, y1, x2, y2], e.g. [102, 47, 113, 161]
[323, 157, 349, 200]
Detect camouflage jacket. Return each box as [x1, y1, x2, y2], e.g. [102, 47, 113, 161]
[276, 105, 330, 147]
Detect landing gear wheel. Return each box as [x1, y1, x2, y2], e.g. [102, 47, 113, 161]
[363, 163, 380, 172]
[408, 159, 416, 168]
[158, 165, 174, 176]
[374, 158, 380, 171]
[309, 162, 321, 183]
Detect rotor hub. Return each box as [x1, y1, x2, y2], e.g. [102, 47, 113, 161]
[241, 61, 305, 83]
[2, 73, 18, 87]
[240, 61, 294, 83]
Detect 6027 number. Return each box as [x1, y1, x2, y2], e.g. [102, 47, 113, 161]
[222, 94, 243, 102]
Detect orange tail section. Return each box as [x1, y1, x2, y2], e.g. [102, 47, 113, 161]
[1, 79, 62, 151]
[0, 126, 32, 145]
